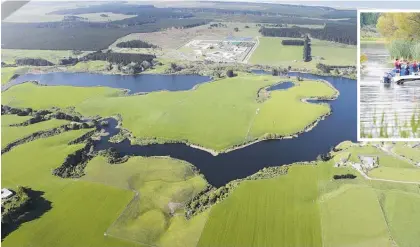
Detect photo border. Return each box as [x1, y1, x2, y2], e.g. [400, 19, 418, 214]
[357, 9, 420, 142]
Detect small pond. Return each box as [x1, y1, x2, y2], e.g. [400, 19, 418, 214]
[266, 81, 294, 91]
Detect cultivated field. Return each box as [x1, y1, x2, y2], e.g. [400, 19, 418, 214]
[249, 37, 357, 68]
[2, 73, 337, 152]
[197, 141, 420, 247]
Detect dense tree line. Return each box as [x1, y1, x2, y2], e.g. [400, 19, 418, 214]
[116, 40, 158, 48]
[360, 12, 380, 27]
[83, 51, 155, 66]
[1, 19, 209, 50]
[303, 35, 312, 62]
[281, 40, 304, 46]
[259, 23, 356, 45]
[15, 58, 54, 66]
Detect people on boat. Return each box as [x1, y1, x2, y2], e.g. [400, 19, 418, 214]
[400, 60, 406, 76]
[413, 60, 419, 73]
[405, 61, 411, 75]
[394, 58, 401, 70]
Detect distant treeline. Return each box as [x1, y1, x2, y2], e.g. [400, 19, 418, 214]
[1, 19, 209, 50]
[260, 23, 356, 45]
[83, 51, 155, 65]
[281, 39, 304, 46]
[360, 12, 380, 27]
[15, 58, 54, 66]
[116, 40, 158, 48]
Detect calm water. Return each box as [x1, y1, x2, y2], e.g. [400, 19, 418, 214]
[4, 72, 212, 94]
[360, 43, 420, 138]
[93, 73, 357, 187]
[266, 81, 294, 91]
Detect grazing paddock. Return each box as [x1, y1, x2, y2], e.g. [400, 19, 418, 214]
[1, 118, 68, 149]
[198, 165, 323, 247]
[381, 190, 420, 247]
[320, 185, 393, 247]
[249, 37, 356, 69]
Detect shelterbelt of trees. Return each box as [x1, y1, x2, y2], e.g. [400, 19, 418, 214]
[259, 23, 356, 45]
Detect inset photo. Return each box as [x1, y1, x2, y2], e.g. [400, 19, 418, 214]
[359, 10, 420, 140]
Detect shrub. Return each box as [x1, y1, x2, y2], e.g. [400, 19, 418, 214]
[226, 69, 236, 77]
[281, 40, 304, 46]
[333, 174, 357, 179]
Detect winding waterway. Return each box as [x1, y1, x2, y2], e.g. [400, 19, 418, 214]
[4, 72, 212, 94]
[91, 72, 357, 187]
[360, 43, 420, 138]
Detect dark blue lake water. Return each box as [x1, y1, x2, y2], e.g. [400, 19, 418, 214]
[4, 72, 211, 94]
[92, 72, 357, 187]
[266, 81, 294, 91]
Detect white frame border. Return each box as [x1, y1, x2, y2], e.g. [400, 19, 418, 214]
[357, 9, 420, 142]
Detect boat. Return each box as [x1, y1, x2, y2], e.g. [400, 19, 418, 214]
[380, 69, 420, 85]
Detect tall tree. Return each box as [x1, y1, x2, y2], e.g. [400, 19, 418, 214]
[303, 35, 312, 62]
[377, 13, 420, 41]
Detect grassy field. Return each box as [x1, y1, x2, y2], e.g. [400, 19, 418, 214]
[381, 190, 420, 247]
[320, 185, 393, 247]
[1, 115, 209, 247]
[2, 82, 121, 109]
[1, 128, 141, 247]
[392, 143, 420, 163]
[1, 67, 30, 85]
[2, 73, 336, 152]
[249, 37, 356, 69]
[66, 60, 108, 72]
[198, 164, 323, 247]
[1, 49, 91, 64]
[197, 142, 420, 247]
[1, 118, 68, 149]
[83, 156, 208, 246]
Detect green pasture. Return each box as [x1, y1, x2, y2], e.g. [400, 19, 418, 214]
[1, 67, 29, 85]
[1, 118, 68, 149]
[66, 60, 108, 72]
[369, 167, 420, 182]
[1, 114, 32, 126]
[198, 142, 420, 246]
[2, 82, 121, 109]
[381, 190, 420, 247]
[198, 164, 323, 247]
[320, 185, 393, 247]
[1, 49, 89, 64]
[2, 73, 336, 152]
[1, 116, 209, 247]
[392, 143, 420, 163]
[1, 128, 141, 247]
[83, 156, 208, 246]
[249, 37, 356, 68]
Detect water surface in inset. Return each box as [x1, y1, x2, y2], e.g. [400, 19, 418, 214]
[360, 43, 420, 138]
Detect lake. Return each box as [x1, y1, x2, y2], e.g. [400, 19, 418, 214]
[91, 72, 357, 187]
[4, 72, 212, 94]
